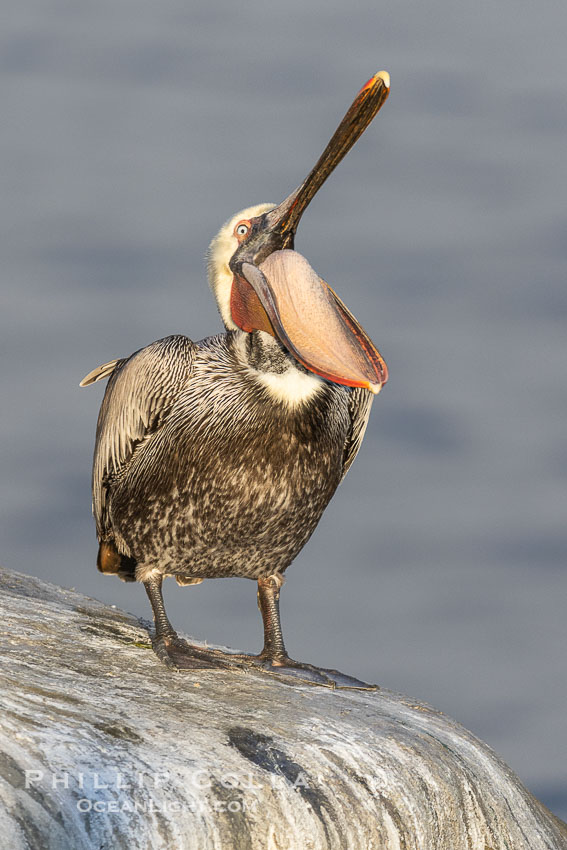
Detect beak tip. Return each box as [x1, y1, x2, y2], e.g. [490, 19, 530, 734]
[376, 70, 390, 90]
[368, 382, 383, 395]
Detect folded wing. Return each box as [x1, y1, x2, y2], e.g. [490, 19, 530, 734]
[81, 335, 195, 538]
[341, 387, 374, 482]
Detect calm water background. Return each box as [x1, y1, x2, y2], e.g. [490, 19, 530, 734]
[2, 0, 566, 821]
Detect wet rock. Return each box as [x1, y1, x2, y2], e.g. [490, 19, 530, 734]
[0, 566, 565, 849]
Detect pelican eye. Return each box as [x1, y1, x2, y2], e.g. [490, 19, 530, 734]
[235, 222, 250, 238]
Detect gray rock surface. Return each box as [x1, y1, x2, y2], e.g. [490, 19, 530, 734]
[0, 566, 565, 850]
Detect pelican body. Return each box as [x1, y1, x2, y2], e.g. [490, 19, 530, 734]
[82, 73, 390, 687]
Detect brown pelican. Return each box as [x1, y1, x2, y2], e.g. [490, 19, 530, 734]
[81, 72, 390, 688]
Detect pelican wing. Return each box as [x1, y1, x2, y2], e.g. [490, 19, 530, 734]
[341, 387, 374, 482]
[82, 335, 195, 536]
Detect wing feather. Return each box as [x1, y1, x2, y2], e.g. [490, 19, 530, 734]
[79, 360, 122, 387]
[87, 335, 195, 537]
[341, 387, 374, 482]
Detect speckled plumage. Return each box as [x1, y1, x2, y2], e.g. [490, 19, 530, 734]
[91, 329, 373, 584]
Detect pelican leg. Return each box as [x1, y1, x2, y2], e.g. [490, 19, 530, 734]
[142, 573, 377, 688]
[143, 574, 236, 671]
[257, 574, 287, 662]
[254, 575, 378, 691]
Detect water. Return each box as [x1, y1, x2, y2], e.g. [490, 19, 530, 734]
[2, 0, 566, 822]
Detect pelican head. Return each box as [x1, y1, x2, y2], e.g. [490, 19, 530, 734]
[207, 203, 276, 332]
[207, 72, 391, 394]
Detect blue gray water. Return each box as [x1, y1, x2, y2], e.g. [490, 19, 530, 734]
[2, 0, 566, 822]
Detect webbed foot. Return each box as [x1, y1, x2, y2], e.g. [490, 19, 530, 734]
[252, 654, 378, 690]
[152, 633, 242, 671]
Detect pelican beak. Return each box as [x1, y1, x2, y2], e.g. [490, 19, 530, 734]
[229, 71, 390, 392]
[261, 70, 390, 256]
[237, 251, 387, 392]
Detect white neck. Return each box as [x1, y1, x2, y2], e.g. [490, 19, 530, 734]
[256, 367, 325, 407]
[234, 331, 325, 408]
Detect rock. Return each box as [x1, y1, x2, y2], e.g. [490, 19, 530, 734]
[0, 565, 565, 849]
